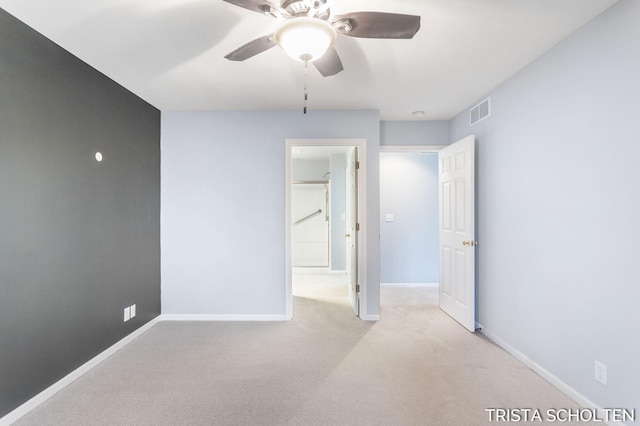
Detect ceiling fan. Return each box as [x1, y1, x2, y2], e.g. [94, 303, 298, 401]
[222, 0, 421, 77]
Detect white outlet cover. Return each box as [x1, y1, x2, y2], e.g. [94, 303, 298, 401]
[130, 304, 136, 318]
[385, 214, 394, 222]
[124, 306, 131, 322]
[595, 360, 607, 386]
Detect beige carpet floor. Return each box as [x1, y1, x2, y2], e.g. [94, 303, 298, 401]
[13, 273, 594, 425]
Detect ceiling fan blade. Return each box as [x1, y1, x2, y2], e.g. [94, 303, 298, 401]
[224, 34, 277, 61]
[222, 0, 280, 15]
[333, 12, 421, 39]
[312, 47, 344, 77]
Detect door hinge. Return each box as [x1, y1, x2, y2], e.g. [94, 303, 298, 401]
[356, 223, 360, 231]
[355, 161, 360, 170]
[356, 284, 361, 293]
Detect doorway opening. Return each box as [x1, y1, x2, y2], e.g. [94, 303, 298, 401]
[285, 139, 367, 320]
[378, 138, 477, 332]
[379, 145, 444, 313]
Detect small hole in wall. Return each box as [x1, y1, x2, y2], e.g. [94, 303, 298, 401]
[95, 152, 103, 162]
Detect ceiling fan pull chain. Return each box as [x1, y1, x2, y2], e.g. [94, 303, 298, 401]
[303, 55, 310, 114]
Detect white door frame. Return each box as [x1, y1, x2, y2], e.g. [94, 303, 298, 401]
[379, 145, 447, 153]
[285, 138, 367, 320]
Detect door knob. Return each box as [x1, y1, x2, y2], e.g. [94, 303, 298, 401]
[463, 240, 478, 247]
[345, 233, 351, 238]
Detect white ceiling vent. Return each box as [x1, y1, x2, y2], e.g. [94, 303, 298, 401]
[470, 97, 491, 126]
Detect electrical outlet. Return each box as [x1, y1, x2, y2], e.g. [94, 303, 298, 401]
[130, 304, 136, 318]
[595, 360, 607, 386]
[124, 306, 131, 322]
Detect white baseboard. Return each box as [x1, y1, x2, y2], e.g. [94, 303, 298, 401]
[0, 313, 287, 425]
[293, 267, 346, 275]
[361, 314, 380, 321]
[0, 317, 162, 426]
[2, 309, 378, 425]
[381, 282, 438, 288]
[161, 314, 288, 321]
[478, 324, 629, 426]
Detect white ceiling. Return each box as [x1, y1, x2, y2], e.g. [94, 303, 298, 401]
[0, 0, 618, 120]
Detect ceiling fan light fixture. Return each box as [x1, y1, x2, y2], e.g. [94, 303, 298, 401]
[275, 17, 336, 62]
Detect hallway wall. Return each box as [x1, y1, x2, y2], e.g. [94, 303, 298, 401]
[450, 0, 639, 415]
[379, 152, 439, 284]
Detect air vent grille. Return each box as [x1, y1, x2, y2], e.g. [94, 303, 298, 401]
[470, 97, 491, 126]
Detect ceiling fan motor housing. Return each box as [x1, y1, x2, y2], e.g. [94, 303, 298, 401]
[223, 0, 421, 76]
[282, 0, 330, 20]
[333, 19, 352, 33]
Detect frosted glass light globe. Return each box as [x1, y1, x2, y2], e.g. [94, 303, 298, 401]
[275, 17, 336, 62]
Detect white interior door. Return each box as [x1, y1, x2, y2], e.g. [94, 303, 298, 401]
[439, 135, 476, 332]
[346, 147, 359, 316]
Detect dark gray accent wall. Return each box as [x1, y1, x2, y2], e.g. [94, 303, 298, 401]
[0, 8, 161, 418]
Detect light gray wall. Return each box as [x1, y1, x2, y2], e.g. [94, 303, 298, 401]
[161, 110, 380, 316]
[381, 120, 450, 146]
[292, 158, 329, 181]
[0, 8, 161, 418]
[450, 0, 639, 415]
[380, 152, 439, 284]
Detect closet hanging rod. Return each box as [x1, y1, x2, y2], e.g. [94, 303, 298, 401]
[294, 209, 322, 225]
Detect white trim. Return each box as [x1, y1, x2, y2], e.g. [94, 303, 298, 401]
[361, 314, 380, 321]
[478, 324, 629, 425]
[3, 315, 627, 426]
[381, 282, 439, 288]
[285, 139, 368, 321]
[354, 141, 368, 320]
[293, 267, 347, 275]
[161, 314, 287, 321]
[0, 313, 285, 425]
[379, 145, 446, 152]
[0, 317, 161, 426]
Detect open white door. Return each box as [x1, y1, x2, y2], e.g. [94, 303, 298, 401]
[285, 139, 366, 320]
[346, 147, 359, 316]
[439, 135, 476, 332]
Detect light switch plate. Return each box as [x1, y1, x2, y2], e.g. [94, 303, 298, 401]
[124, 307, 131, 322]
[385, 214, 394, 222]
[130, 304, 136, 318]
